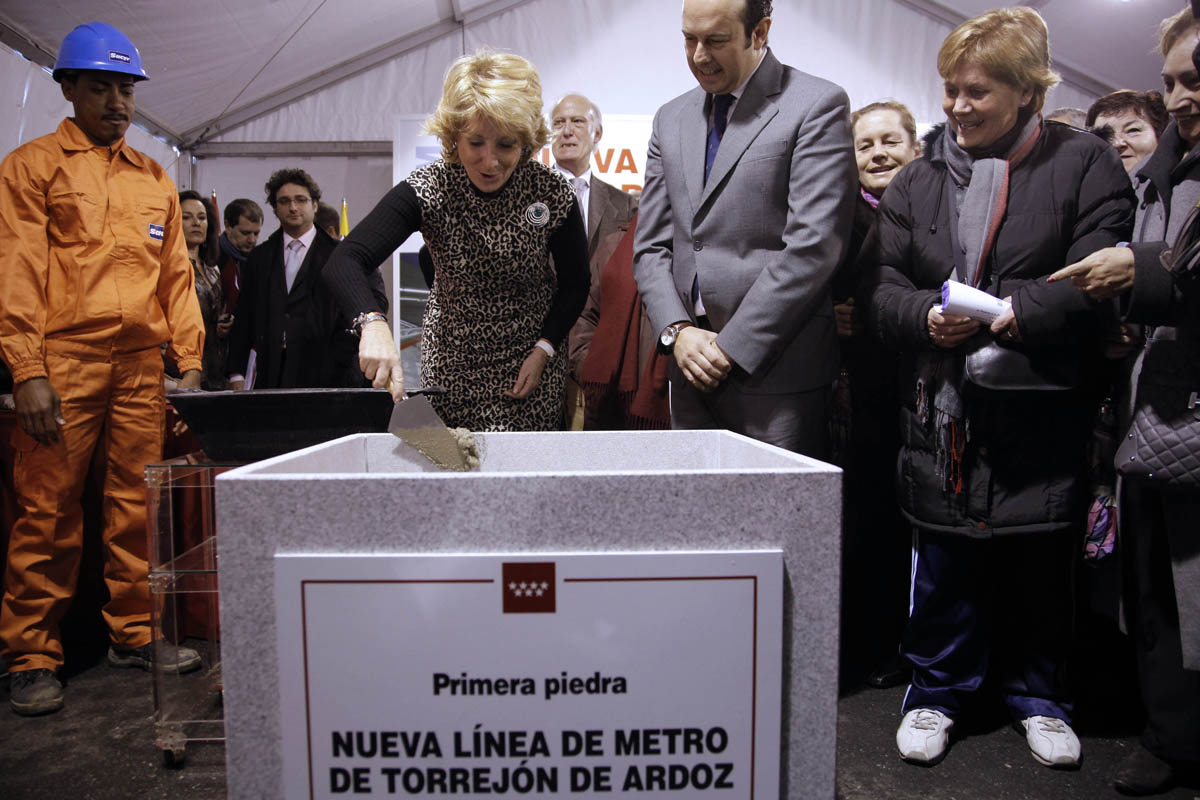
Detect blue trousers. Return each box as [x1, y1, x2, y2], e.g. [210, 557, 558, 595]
[901, 527, 1075, 722]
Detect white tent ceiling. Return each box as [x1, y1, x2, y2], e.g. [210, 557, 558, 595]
[0, 0, 1186, 150]
[0, 0, 527, 145]
[937, 0, 1177, 96]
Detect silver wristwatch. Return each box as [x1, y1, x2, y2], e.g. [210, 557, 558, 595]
[659, 322, 690, 352]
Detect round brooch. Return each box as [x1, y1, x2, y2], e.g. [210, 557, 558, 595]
[525, 202, 550, 227]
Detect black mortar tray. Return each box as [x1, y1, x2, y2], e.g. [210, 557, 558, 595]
[167, 388, 393, 462]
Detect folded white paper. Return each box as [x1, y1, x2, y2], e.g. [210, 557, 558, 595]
[940, 280, 1011, 323]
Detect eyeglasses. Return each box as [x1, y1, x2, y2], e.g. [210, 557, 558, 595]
[276, 195, 312, 207]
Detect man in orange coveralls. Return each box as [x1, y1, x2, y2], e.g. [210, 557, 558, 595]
[0, 22, 206, 716]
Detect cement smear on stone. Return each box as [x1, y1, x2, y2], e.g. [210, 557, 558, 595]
[402, 425, 478, 471]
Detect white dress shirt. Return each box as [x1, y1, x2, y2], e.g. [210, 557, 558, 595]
[556, 165, 591, 231]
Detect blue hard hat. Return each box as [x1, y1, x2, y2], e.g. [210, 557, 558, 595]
[52, 22, 148, 82]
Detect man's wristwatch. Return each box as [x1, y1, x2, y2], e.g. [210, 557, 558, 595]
[658, 322, 692, 353]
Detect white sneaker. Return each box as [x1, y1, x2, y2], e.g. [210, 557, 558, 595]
[1021, 715, 1081, 768]
[896, 708, 954, 764]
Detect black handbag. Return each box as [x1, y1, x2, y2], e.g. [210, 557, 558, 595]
[1116, 338, 1200, 491]
[1116, 201, 1200, 491]
[947, 187, 1078, 392]
[963, 340, 1078, 391]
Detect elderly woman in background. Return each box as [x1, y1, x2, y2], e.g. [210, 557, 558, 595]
[834, 99, 921, 691]
[178, 190, 230, 390]
[1087, 90, 1169, 177]
[1086, 91, 1168, 374]
[861, 7, 1134, 768]
[1050, 8, 1200, 795]
[324, 50, 588, 431]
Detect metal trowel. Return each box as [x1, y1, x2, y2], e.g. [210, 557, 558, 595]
[387, 386, 470, 471]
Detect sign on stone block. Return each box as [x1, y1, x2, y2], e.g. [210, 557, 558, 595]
[274, 551, 783, 798]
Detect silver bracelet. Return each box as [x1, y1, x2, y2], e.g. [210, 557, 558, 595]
[350, 311, 387, 336]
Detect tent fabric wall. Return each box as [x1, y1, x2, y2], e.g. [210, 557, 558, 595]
[212, 0, 1106, 148]
[210, 32, 462, 144]
[1, 43, 181, 180]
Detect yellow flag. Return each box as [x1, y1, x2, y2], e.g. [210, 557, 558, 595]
[339, 198, 350, 239]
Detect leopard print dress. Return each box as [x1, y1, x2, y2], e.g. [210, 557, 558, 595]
[407, 159, 575, 431]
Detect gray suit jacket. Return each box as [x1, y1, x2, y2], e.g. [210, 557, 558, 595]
[633, 50, 855, 394]
[568, 177, 639, 376]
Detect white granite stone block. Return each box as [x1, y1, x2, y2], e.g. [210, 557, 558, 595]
[216, 430, 841, 798]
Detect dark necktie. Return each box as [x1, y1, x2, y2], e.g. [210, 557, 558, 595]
[694, 93, 734, 308]
[703, 93, 734, 186]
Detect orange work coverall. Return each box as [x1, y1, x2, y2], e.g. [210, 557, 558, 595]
[0, 118, 205, 672]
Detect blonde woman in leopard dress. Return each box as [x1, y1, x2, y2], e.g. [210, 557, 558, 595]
[324, 50, 588, 431]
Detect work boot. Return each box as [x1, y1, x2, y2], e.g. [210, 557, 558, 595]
[9, 668, 64, 716]
[866, 653, 911, 689]
[108, 641, 202, 674]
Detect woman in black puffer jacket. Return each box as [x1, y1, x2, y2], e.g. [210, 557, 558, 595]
[860, 7, 1134, 770]
[1048, 7, 1200, 794]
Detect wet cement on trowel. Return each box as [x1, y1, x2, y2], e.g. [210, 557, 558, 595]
[401, 426, 479, 471]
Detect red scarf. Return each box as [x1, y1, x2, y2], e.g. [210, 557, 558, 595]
[579, 213, 670, 429]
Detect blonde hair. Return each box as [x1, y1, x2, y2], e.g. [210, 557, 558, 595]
[937, 7, 1060, 115]
[1158, 7, 1200, 58]
[426, 49, 550, 164]
[851, 100, 919, 145]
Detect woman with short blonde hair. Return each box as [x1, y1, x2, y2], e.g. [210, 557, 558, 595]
[426, 50, 550, 163]
[323, 49, 588, 433]
[936, 6, 1059, 115]
[850, 100, 919, 148]
[864, 6, 1134, 770]
[834, 98, 922, 693]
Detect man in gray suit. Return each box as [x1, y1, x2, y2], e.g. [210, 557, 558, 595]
[633, 0, 856, 455]
[552, 93, 639, 378]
